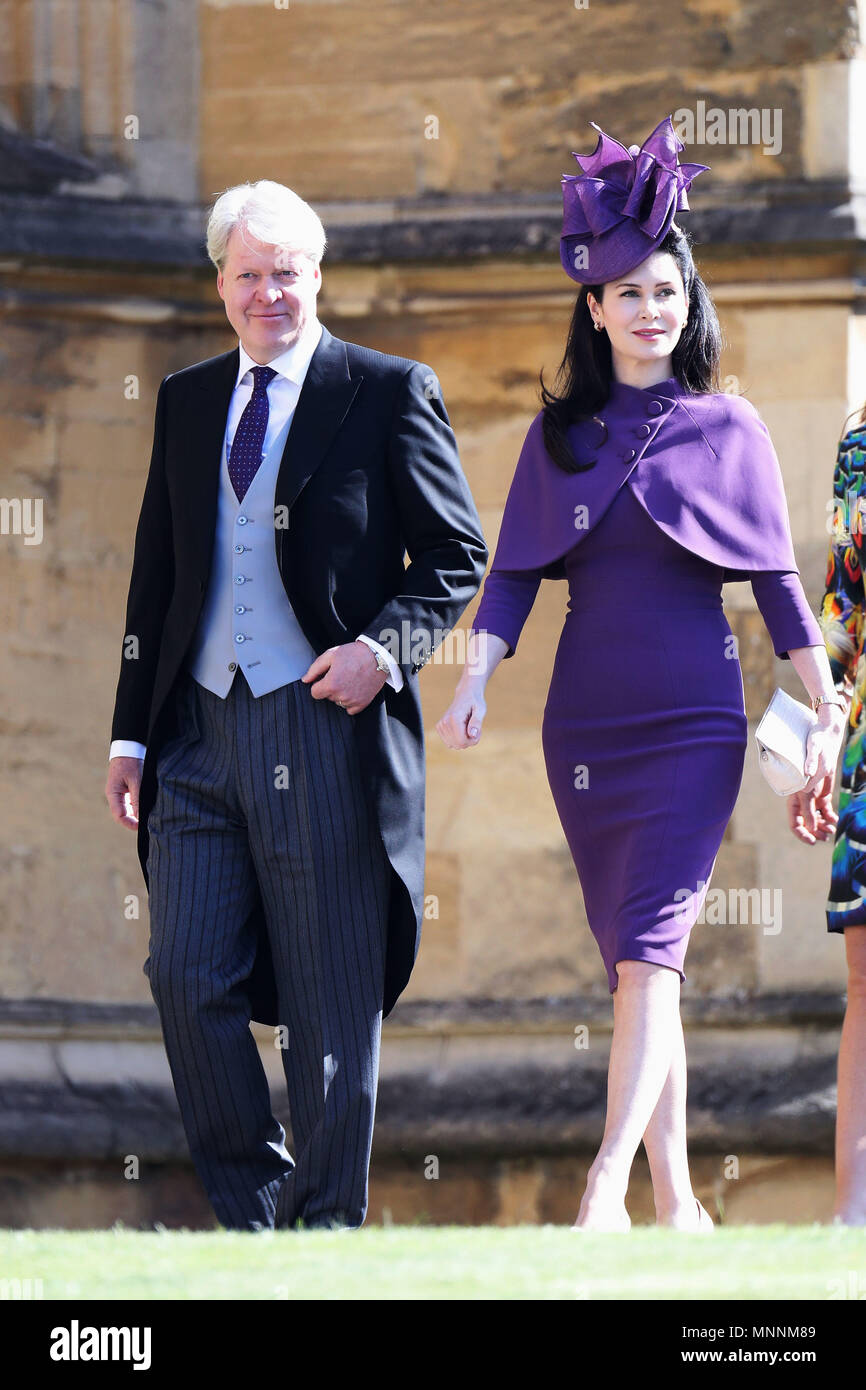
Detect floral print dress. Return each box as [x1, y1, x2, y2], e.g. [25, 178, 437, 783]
[820, 420, 866, 929]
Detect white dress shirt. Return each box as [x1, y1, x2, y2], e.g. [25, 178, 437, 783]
[109, 319, 402, 762]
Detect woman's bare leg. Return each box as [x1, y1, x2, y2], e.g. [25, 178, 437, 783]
[834, 924, 866, 1224]
[574, 959, 682, 1231]
[641, 1014, 712, 1228]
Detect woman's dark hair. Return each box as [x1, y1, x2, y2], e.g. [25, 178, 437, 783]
[539, 224, 723, 472]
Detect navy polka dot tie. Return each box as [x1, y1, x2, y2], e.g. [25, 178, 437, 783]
[228, 364, 277, 502]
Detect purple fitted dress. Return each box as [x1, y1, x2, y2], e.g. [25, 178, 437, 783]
[472, 378, 823, 991]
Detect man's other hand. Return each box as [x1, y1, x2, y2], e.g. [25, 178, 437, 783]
[302, 642, 388, 715]
[105, 756, 144, 829]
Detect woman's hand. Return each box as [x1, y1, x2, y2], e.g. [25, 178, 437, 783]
[803, 705, 847, 796]
[436, 678, 487, 749]
[787, 701, 847, 843]
[787, 778, 838, 844]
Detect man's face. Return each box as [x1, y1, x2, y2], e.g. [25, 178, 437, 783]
[216, 227, 322, 363]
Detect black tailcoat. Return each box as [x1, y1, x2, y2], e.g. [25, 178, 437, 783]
[110, 324, 488, 1020]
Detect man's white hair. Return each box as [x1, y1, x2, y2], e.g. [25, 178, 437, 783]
[206, 180, 327, 271]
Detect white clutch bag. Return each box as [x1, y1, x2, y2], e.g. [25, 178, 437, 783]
[754, 687, 817, 796]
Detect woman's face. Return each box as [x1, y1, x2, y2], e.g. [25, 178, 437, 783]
[587, 251, 688, 378]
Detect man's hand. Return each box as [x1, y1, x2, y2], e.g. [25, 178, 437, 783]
[302, 642, 388, 715]
[105, 756, 144, 829]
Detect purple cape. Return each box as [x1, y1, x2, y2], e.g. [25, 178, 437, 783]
[489, 376, 800, 583]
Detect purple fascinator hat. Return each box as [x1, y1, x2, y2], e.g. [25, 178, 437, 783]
[560, 115, 709, 285]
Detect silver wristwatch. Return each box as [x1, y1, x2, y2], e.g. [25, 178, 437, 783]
[368, 646, 391, 675]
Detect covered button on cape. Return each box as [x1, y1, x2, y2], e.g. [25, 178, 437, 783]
[488, 375, 802, 583]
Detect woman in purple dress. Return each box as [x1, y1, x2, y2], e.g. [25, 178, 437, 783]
[436, 118, 847, 1232]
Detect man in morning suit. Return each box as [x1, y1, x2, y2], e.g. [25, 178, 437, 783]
[104, 180, 487, 1231]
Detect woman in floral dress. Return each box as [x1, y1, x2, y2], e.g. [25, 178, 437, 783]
[789, 402, 866, 1225]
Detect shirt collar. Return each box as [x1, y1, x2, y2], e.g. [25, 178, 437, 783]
[235, 318, 324, 390]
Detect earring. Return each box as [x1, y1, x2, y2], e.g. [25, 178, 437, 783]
[593, 321, 603, 333]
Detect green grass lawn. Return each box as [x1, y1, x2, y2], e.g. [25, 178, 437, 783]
[1, 1225, 865, 1300]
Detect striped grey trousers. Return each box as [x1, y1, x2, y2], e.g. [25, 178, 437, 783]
[145, 671, 391, 1231]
